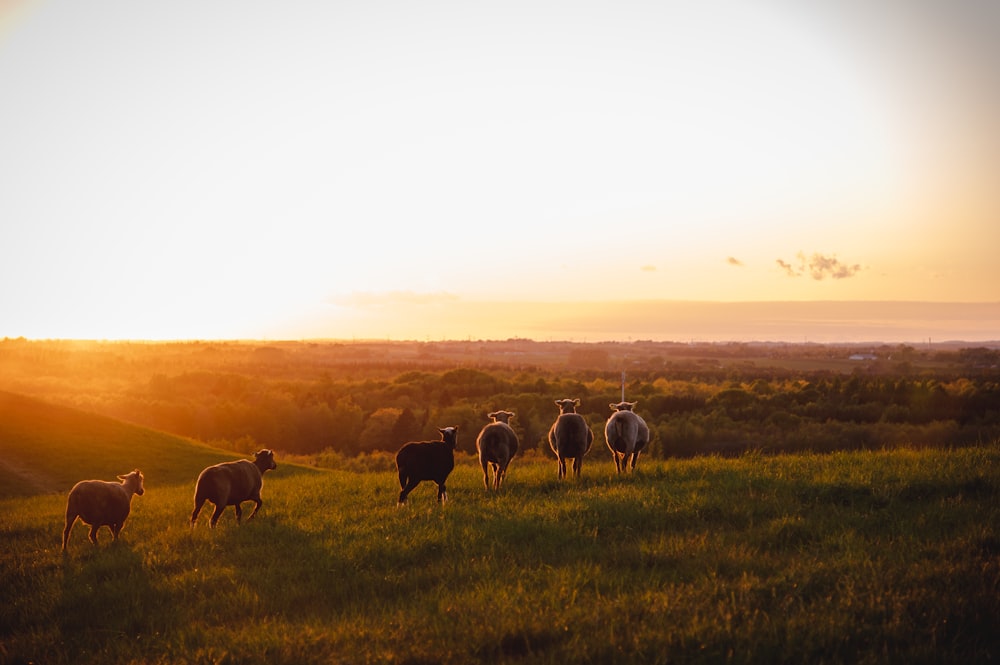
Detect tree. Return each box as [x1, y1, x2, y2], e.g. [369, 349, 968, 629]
[358, 408, 403, 453]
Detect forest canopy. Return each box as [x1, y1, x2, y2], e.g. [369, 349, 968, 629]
[1, 337, 997, 460]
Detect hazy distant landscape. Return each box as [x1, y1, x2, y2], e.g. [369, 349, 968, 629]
[203, 299, 1000, 347]
[2, 336, 998, 466]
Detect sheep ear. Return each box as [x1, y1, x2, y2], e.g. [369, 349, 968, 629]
[118, 475, 126, 480]
[574, 398, 581, 405]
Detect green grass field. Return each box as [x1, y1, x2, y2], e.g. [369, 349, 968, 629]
[2, 392, 999, 664]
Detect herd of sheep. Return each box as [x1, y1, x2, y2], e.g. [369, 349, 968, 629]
[61, 399, 649, 549]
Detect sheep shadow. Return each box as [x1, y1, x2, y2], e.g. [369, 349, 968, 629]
[58, 542, 175, 653]
[187, 516, 409, 621]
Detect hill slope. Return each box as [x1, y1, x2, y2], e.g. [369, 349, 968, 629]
[0, 390, 264, 497]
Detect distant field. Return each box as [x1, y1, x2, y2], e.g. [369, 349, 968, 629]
[1, 393, 998, 664]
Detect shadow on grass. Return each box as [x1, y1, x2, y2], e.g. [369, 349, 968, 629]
[58, 541, 177, 661]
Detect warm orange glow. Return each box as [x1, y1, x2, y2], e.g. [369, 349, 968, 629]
[1, 3, 998, 342]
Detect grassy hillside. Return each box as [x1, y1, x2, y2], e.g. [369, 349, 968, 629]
[0, 390, 314, 498]
[2, 432, 999, 663]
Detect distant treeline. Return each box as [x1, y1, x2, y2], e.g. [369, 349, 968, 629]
[1, 339, 998, 458]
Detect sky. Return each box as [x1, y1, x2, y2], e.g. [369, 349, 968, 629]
[1, 0, 998, 342]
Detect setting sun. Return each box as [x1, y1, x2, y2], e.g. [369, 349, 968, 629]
[1, 1, 997, 342]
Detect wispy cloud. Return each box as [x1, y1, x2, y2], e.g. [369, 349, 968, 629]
[776, 252, 862, 280]
[640, 265, 657, 273]
[727, 256, 744, 267]
[328, 291, 460, 308]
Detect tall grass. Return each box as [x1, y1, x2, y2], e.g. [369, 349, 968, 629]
[3, 446, 999, 664]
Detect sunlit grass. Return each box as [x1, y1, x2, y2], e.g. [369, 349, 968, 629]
[3, 447, 999, 663]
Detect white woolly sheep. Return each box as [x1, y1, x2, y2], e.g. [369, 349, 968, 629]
[62, 469, 145, 551]
[605, 401, 650, 473]
[476, 410, 519, 490]
[547, 398, 594, 479]
[395, 426, 459, 505]
[190, 449, 277, 528]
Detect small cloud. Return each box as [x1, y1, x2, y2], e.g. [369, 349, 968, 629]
[809, 253, 861, 280]
[640, 265, 657, 273]
[328, 291, 460, 308]
[776, 258, 799, 277]
[726, 256, 744, 267]
[776, 252, 862, 280]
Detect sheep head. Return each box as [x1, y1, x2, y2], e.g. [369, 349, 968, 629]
[118, 469, 145, 496]
[555, 398, 581, 414]
[254, 449, 277, 471]
[488, 410, 515, 424]
[610, 401, 637, 412]
[438, 426, 459, 449]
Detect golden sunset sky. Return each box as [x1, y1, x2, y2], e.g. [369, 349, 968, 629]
[1, 1, 998, 342]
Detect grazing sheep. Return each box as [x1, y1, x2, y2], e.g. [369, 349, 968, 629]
[476, 410, 520, 490]
[395, 426, 459, 505]
[190, 449, 277, 528]
[62, 469, 145, 551]
[547, 398, 594, 479]
[605, 401, 650, 473]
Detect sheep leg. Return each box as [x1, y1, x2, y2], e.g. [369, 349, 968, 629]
[436, 481, 448, 503]
[557, 456, 567, 479]
[111, 523, 122, 541]
[209, 503, 226, 528]
[62, 514, 77, 551]
[88, 524, 100, 545]
[480, 459, 490, 491]
[573, 457, 583, 478]
[190, 498, 206, 526]
[398, 478, 420, 505]
[234, 503, 244, 524]
[246, 498, 262, 521]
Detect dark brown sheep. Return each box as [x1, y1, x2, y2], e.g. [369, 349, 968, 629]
[547, 398, 594, 479]
[604, 401, 650, 473]
[62, 469, 145, 551]
[395, 426, 459, 505]
[476, 410, 519, 490]
[190, 449, 277, 528]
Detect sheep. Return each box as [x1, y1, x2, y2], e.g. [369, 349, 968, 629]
[547, 398, 594, 479]
[395, 426, 459, 505]
[190, 449, 277, 528]
[476, 410, 519, 490]
[605, 401, 650, 473]
[62, 469, 145, 551]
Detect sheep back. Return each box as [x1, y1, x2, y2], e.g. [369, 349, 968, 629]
[395, 440, 455, 483]
[191, 449, 276, 527]
[395, 426, 458, 504]
[66, 480, 133, 529]
[548, 413, 594, 459]
[476, 420, 519, 465]
[62, 469, 144, 550]
[476, 413, 520, 490]
[605, 410, 647, 455]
